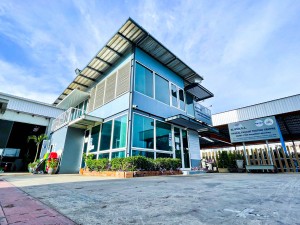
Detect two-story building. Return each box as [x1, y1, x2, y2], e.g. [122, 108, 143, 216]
[50, 18, 215, 173]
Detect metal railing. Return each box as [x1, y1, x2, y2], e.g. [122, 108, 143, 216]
[51, 107, 85, 132]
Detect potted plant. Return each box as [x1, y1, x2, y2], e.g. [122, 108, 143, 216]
[27, 134, 48, 163]
[28, 161, 38, 173]
[48, 159, 58, 174]
[235, 153, 244, 169]
[217, 151, 229, 173]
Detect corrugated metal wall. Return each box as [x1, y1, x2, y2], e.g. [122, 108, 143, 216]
[213, 94, 300, 126]
[0, 93, 63, 118]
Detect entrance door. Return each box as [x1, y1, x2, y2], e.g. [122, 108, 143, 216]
[173, 127, 190, 169]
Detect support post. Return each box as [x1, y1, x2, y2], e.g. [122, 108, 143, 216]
[266, 140, 273, 165]
[243, 142, 249, 165]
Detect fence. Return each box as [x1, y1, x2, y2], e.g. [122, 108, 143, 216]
[202, 145, 300, 172]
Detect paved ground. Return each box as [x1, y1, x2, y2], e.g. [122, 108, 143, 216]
[2, 173, 300, 225]
[0, 176, 76, 225]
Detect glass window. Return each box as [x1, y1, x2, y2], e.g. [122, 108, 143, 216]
[171, 84, 178, 107]
[89, 125, 100, 153]
[98, 153, 109, 159]
[132, 114, 154, 149]
[112, 115, 127, 149]
[156, 152, 173, 158]
[83, 100, 88, 112]
[186, 93, 194, 116]
[179, 89, 185, 110]
[135, 63, 153, 97]
[155, 74, 169, 105]
[156, 121, 172, 151]
[99, 121, 112, 151]
[111, 151, 125, 158]
[132, 150, 154, 158]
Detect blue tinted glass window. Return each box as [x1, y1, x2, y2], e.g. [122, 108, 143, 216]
[131, 150, 154, 158]
[179, 89, 185, 110]
[186, 93, 194, 116]
[100, 121, 112, 151]
[90, 125, 100, 152]
[112, 115, 127, 149]
[111, 151, 125, 158]
[98, 153, 109, 159]
[155, 74, 169, 105]
[171, 84, 178, 107]
[135, 63, 153, 97]
[132, 114, 154, 149]
[156, 152, 173, 158]
[156, 121, 172, 151]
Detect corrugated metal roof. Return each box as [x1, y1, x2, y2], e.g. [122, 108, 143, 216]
[212, 94, 300, 126]
[0, 92, 64, 118]
[54, 18, 211, 105]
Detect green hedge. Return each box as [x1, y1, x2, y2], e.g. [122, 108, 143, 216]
[86, 158, 109, 171]
[85, 156, 181, 172]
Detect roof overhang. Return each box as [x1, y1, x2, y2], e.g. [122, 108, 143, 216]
[184, 83, 214, 101]
[68, 114, 103, 129]
[57, 89, 90, 110]
[165, 114, 218, 133]
[54, 18, 213, 106]
[0, 98, 9, 114]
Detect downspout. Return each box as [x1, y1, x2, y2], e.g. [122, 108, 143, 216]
[126, 45, 136, 157]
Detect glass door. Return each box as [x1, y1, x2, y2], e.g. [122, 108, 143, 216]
[182, 130, 190, 168]
[173, 127, 191, 169]
[174, 127, 182, 165]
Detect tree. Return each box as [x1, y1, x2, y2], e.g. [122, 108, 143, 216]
[27, 134, 48, 162]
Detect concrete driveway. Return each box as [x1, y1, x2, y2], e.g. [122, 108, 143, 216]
[2, 173, 300, 225]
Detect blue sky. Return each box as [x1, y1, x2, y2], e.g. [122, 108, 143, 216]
[0, 0, 300, 113]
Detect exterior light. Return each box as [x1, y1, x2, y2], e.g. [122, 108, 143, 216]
[75, 68, 81, 75]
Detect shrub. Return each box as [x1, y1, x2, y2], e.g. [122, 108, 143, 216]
[217, 151, 229, 168]
[86, 156, 181, 172]
[86, 158, 109, 171]
[122, 157, 136, 171]
[111, 158, 125, 171]
[155, 158, 181, 170]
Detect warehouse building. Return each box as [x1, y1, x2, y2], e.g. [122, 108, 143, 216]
[200, 94, 300, 172]
[0, 92, 63, 171]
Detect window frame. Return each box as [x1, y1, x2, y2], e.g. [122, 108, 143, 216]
[131, 112, 189, 160]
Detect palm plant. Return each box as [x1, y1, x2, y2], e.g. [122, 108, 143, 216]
[27, 134, 48, 162]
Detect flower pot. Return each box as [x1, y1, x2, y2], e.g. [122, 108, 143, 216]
[48, 168, 56, 174]
[236, 160, 244, 169]
[218, 168, 229, 173]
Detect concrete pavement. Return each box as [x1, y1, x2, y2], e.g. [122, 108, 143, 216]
[2, 173, 300, 225]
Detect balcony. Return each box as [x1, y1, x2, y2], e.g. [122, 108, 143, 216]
[51, 107, 103, 132]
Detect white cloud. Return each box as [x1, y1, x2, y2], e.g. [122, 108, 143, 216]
[0, 0, 299, 113]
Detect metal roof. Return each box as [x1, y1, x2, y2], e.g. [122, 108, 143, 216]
[57, 89, 90, 110]
[165, 114, 217, 132]
[0, 92, 63, 118]
[54, 18, 209, 105]
[184, 83, 214, 101]
[212, 94, 300, 126]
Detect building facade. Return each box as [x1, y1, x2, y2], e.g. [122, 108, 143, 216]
[50, 18, 214, 173]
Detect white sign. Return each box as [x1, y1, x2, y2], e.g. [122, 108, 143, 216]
[228, 116, 280, 143]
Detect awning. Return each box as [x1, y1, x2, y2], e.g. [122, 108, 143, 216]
[184, 83, 214, 101]
[0, 98, 9, 114]
[165, 114, 218, 133]
[57, 89, 90, 110]
[68, 115, 103, 129]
